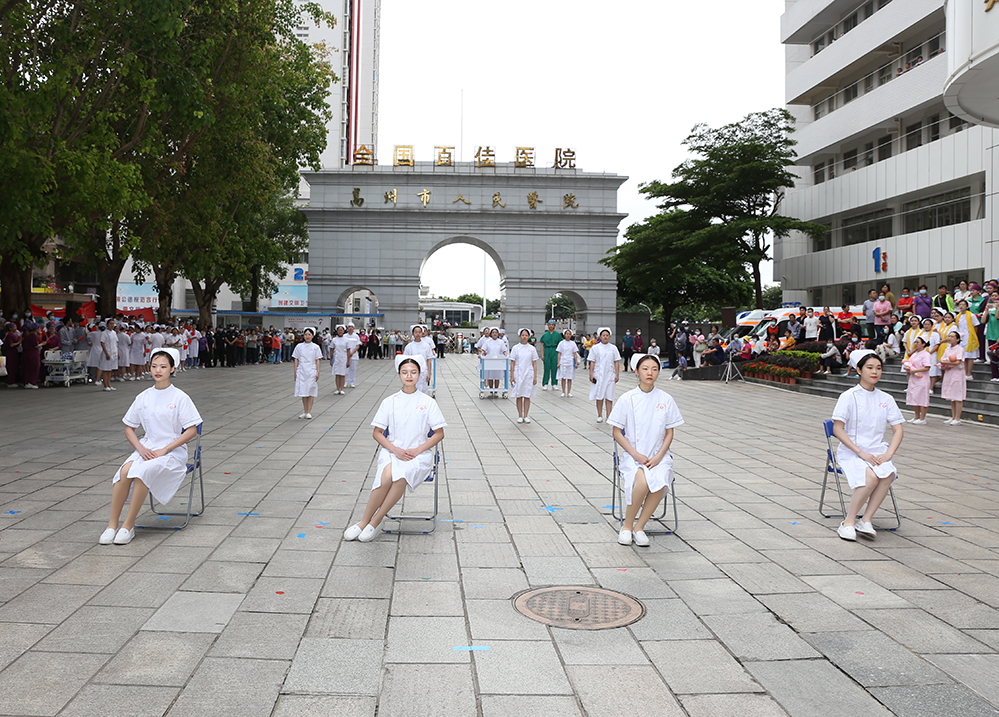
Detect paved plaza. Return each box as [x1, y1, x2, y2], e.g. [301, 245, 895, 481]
[2, 355, 999, 716]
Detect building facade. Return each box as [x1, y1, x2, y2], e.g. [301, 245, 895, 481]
[778, 0, 999, 307]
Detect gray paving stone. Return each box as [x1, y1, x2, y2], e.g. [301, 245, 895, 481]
[644, 639, 763, 694]
[209, 536, 282, 563]
[322, 565, 395, 598]
[552, 626, 648, 665]
[474, 640, 573, 695]
[895, 589, 999, 629]
[130, 545, 214, 573]
[590, 567, 676, 598]
[180, 559, 264, 593]
[142, 591, 244, 632]
[854, 607, 993, 654]
[0, 622, 51, 671]
[757, 592, 874, 633]
[0, 582, 101, 623]
[846, 559, 950, 590]
[459, 567, 529, 600]
[669, 578, 767, 615]
[272, 695, 378, 717]
[681, 693, 790, 717]
[93, 631, 216, 686]
[457, 542, 521, 568]
[378, 663, 477, 717]
[480, 695, 583, 717]
[284, 638, 382, 695]
[209, 611, 307, 659]
[627, 598, 713, 641]
[574, 541, 649, 567]
[385, 616, 470, 664]
[0, 650, 108, 716]
[262, 548, 335, 578]
[690, 539, 769, 563]
[717, 561, 814, 594]
[706, 612, 821, 661]
[567, 665, 684, 716]
[966, 630, 999, 650]
[332, 540, 398, 567]
[35, 605, 153, 653]
[88, 571, 187, 607]
[746, 659, 893, 716]
[925, 654, 999, 706]
[869, 684, 999, 717]
[239, 576, 323, 614]
[42, 554, 137, 586]
[2, 539, 91, 571]
[466, 599, 551, 640]
[58, 684, 180, 717]
[644, 552, 725, 580]
[166, 657, 288, 717]
[802, 574, 912, 609]
[307, 598, 389, 640]
[521, 555, 594, 585]
[804, 631, 952, 687]
[759, 548, 853, 575]
[390, 580, 464, 616]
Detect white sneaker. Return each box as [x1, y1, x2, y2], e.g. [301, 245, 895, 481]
[524, 417, 531, 424]
[560, 392, 566, 397]
[567, 393, 572, 398]
[517, 417, 524, 423]
[113, 527, 134, 545]
[991, 378, 999, 383]
[298, 413, 306, 419]
[617, 529, 632, 545]
[305, 413, 312, 419]
[99, 528, 116, 545]
[596, 416, 604, 423]
[912, 419, 927, 425]
[358, 524, 378, 542]
[542, 385, 549, 391]
[906, 418, 915, 423]
[837, 522, 856, 541]
[109, 386, 116, 391]
[950, 419, 962, 425]
[343, 523, 362, 541]
[633, 530, 650, 547]
[103, 387, 113, 392]
[855, 520, 876, 539]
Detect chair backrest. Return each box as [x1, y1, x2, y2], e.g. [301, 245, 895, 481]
[44, 350, 61, 360]
[191, 423, 204, 465]
[823, 419, 835, 438]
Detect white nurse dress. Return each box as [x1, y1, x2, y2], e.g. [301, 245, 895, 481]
[293, 341, 323, 397]
[509, 343, 539, 399]
[831, 384, 905, 489]
[403, 340, 435, 393]
[608, 387, 684, 504]
[371, 390, 447, 491]
[588, 342, 621, 401]
[556, 339, 579, 380]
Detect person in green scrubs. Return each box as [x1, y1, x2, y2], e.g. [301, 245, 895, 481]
[540, 319, 561, 390]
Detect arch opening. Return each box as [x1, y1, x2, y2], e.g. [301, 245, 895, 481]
[543, 290, 588, 336]
[337, 286, 381, 329]
[420, 237, 504, 328]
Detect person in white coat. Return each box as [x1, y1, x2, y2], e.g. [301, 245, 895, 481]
[831, 350, 905, 541]
[100, 347, 202, 546]
[129, 326, 148, 381]
[509, 328, 539, 423]
[343, 354, 446, 542]
[556, 329, 579, 397]
[116, 325, 131, 381]
[403, 325, 435, 394]
[86, 323, 102, 383]
[293, 327, 323, 419]
[588, 327, 621, 422]
[330, 325, 349, 394]
[609, 354, 684, 546]
[98, 321, 119, 391]
[344, 322, 361, 387]
[478, 327, 508, 393]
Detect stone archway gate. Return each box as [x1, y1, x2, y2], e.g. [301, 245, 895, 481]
[302, 161, 628, 335]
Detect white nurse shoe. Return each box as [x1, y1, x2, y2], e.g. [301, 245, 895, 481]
[343, 524, 363, 541]
[99, 528, 116, 545]
[358, 525, 378, 542]
[113, 527, 134, 545]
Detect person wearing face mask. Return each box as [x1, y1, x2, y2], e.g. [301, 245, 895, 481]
[862, 290, 878, 341]
[896, 288, 914, 315]
[621, 329, 635, 373]
[819, 339, 842, 374]
[803, 308, 820, 342]
[912, 285, 933, 319]
[632, 328, 644, 355]
[872, 292, 893, 345]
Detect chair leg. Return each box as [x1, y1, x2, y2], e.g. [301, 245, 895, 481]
[140, 466, 205, 530]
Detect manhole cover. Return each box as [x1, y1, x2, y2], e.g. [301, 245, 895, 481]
[512, 586, 645, 630]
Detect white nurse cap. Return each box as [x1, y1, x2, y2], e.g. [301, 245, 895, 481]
[150, 347, 181, 367]
[597, 326, 612, 337]
[848, 348, 876, 369]
[396, 353, 426, 373]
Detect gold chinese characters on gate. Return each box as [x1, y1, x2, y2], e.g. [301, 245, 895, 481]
[351, 145, 578, 169]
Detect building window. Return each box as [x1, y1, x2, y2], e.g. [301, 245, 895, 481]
[863, 1, 875, 19]
[814, 231, 833, 252]
[863, 142, 875, 166]
[843, 83, 859, 104]
[842, 285, 857, 306]
[903, 187, 972, 233]
[842, 12, 858, 34]
[877, 136, 893, 161]
[842, 209, 894, 246]
[905, 123, 922, 151]
[843, 149, 858, 171]
[949, 113, 969, 132]
[929, 115, 941, 142]
[813, 37, 826, 55]
[813, 162, 826, 185]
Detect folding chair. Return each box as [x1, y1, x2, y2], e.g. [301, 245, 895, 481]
[610, 429, 678, 535]
[819, 419, 900, 530]
[382, 429, 443, 535]
[139, 423, 205, 530]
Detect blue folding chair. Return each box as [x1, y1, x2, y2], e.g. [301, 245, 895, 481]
[382, 428, 443, 535]
[139, 423, 205, 530]
[819, 419, 900, 530]
[610, 429, 678, 535]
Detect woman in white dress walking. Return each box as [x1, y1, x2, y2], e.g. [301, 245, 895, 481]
[556, 329, 579, 397]
[588, 327, 621, 422]
[330, 325, 349, 395]
[509, 328, 539, 423]
[478, 327, 507, 393]
[831, 350, 905, 541]
[403, 325, 435, 394]
[609, 354, 684, 547]
[293, 327, 323, 419]
[343, 354, 446, 542]
[99, 347, 202, 545]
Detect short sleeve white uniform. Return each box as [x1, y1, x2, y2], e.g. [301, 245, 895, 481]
[344, 333, 361, 384]
[117, 331, 131, 368]
[608, 387, 684, 504]
[129, 333, 148, 365]
[371, 391, 447, 491]
[293, 341, 323, 397]
[481, 337, 507, 381]
[331, 335, 349, 376]
[403, 339, 435, 393]
[556, 340, 579, 380]
[115, 384, 202, 504]
[831, 384, 905, 489]
[98, 329, 119, 371]
[509, 343, 539, 399]
[588, 342, 621, 401]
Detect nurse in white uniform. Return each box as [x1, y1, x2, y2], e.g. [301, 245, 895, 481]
[831, 350, 905, 541]
[330, 325, 349, 394]
[129, 326, 148, 380]
[509, 328, 539, 423]
[588, 327, 621, 422]
[293, 327, 323, 419]
[479, 327, 507, 392]
[98, 321, 119, 391]
[556, 329, 579, 397]
[100, 347, 202, 546]
[403, 325, 435, 394]
[609, 354, 684, 547]
[343, 354, 446, 543]
[344, 322, 361, 387]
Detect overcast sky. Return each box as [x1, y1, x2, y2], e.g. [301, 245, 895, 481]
[376, 0, 787, 303]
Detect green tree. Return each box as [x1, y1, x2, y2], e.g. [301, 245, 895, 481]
[545, 294, 576, 320]
[640, 109, 827, 309]
[761, 284, 784, 311]
[602, 208, 751, 327]
[456, 293, 483, 306]
[486, 299, 501, 316]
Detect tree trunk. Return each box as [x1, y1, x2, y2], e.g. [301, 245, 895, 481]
[154, 262, 177, 321]
[190, 278, 223, 329]
[94, 222, 130, 318]
[0, 252, 34, 317]
[751, 260, 763, 310]
[244, 264, 261, 312]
